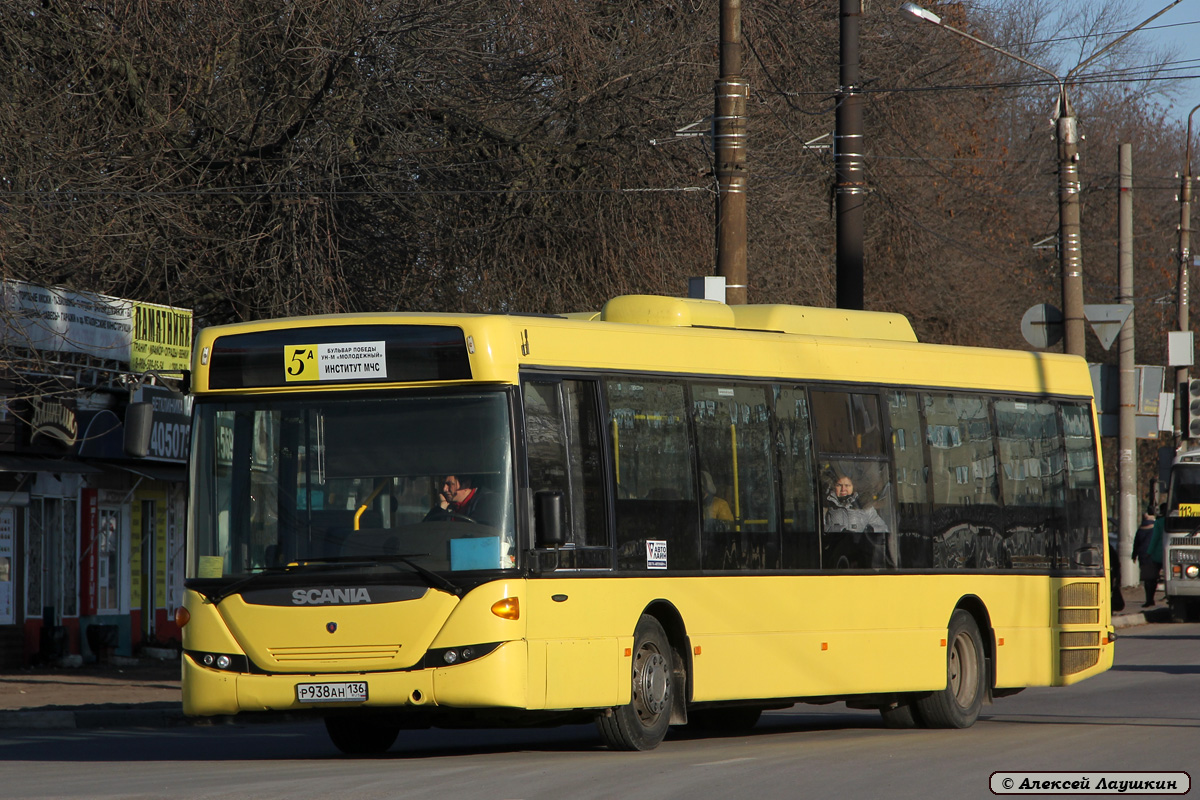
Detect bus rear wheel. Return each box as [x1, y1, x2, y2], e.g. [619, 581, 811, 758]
[597, 614, 673, 751]
[915, 609, 985, 729]
[325, 715, 400, 756]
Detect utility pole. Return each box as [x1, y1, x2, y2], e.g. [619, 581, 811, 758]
[1176, 103, 1199, 441]
[835, 0, 865, 311]
[714, 0, 748, 305]
[1057, 102, 1085, 357]
[902, 0, 1182, 358]
[1117, 143, 1138, 588]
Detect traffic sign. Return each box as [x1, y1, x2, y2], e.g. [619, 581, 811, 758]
[1021, 304, 1063, 349]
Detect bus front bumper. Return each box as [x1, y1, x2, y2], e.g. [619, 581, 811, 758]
[181, 641, 529, 717]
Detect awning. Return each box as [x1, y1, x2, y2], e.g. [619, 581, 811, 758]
[0, 455, 104, 474]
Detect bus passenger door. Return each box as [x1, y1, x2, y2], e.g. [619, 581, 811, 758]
[521, 378, 621, 709]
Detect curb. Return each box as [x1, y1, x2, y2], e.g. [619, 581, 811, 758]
[0, 705, 187, 731]
[1112, 607, 1171, 629]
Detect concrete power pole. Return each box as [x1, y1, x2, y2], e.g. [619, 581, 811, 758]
[835, 0, 865, 311]
[1057, 105, 1086, 358]
[714, 0, 748, 305]
[1177, 104, 1198, 441]
[1117, 143, 1138, 587]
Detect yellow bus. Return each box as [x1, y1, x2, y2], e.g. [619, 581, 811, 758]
[177, 294, 1114, 753]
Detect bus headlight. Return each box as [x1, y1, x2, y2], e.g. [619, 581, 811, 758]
[1186, 565, 1200, 579]
[188, 650, 250, 672]
[424, 641, 502, 668]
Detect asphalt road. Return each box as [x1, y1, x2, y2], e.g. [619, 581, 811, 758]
[1, 622, 1197, 800]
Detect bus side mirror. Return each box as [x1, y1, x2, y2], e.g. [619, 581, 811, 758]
[1073, 546, 1102, 568]
[534, 490, 565, 548]
[124, 402, 154, 458]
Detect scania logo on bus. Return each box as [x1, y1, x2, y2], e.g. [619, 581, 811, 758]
[291, 588, 372, 605]
[326, 622, 338, 634]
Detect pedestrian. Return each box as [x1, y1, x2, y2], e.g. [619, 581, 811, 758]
[1131, 512, 1161, 608]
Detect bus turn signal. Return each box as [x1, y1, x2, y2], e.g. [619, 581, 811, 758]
[491, 598, 519, 620]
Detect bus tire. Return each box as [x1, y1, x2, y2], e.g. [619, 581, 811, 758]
[597, 614, 674, 751]
[879, 697, 923, 729]
[688, 705, 763, 733]
[915, 609, 985, 729]
[325, 715, 400, 756]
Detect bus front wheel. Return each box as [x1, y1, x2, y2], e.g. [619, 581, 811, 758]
[915, 609, 985, 729]
[597, 614, 673, 751]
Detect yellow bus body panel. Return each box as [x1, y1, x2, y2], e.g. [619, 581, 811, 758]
[186, 297, 1110, 717]
[216, 591, 459, 672]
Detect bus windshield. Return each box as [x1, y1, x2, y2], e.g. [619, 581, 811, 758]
[1167, 461, 1200, 530]
[189, 391, 516, 579]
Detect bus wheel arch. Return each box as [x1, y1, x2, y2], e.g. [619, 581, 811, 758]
[595, 602, 689, 751]
[955, 595, 995, 693]
[915, 605, 988, 728]
[641, 600, 691, 724]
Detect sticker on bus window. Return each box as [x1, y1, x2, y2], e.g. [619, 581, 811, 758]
[646, 540, 668, 570]
[284, 341, 387, 382]
[198, 556, 224, 578]
[1178, 503, 1200, 517]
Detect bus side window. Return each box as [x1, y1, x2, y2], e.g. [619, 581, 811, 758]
[923, 393, 1002, 570]
[812, 390, 896, 570]
[994, 399, 1062, 569]
[777, 386, 820, 569]
[523, 379, 608, 566]
[1061, 403, 1103, 569]
[607, 380, 699, 572]
[690, 383, 779, 571]
[887, 390, 930, 569]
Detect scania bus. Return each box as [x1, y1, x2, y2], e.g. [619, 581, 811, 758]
[177, 295, 1114, 753]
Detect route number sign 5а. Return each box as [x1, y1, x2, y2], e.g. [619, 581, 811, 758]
[284, 341, 388, 382]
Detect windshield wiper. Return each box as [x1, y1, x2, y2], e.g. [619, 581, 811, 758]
[372, 554, 463, 596]
[202, 553, 461, 604]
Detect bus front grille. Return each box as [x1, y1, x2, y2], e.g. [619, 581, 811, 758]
[1057, 608, 1099, 625]
[1058, 583, 1099, 607]
[1060, 648, 1100, 675]
[1059, 631, 1099, 648]
[267, 644, 402, 665]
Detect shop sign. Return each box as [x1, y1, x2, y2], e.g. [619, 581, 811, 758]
[80, 489, 98, 616]
[30, 396, 78, 448]
[133, 385, 192, 463]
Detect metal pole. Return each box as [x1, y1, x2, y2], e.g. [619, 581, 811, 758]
[715, 0, 748, 305]
[1118, 143, 1138, 587]
[1058, 95, 1086, 358]
[900, 1, 1183, 357]
[1177, 104, 1199, 441]
[836, 0, 865, 311]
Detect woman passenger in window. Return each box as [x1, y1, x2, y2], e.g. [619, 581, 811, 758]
[823, 476, 888, 534]
[824, 474, 890, 569]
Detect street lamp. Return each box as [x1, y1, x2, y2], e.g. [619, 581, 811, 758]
[1177, 102, 1200, 440]
[900, 1, 1182, 358]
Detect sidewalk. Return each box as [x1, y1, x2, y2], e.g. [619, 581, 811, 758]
[0, 584, 1174, 731]
[0, 657, 185, 730]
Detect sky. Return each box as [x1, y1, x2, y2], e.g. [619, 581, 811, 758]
[1130, 0, 1200, 119]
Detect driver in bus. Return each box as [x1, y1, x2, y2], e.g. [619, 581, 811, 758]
[424, 474, 501, 526]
